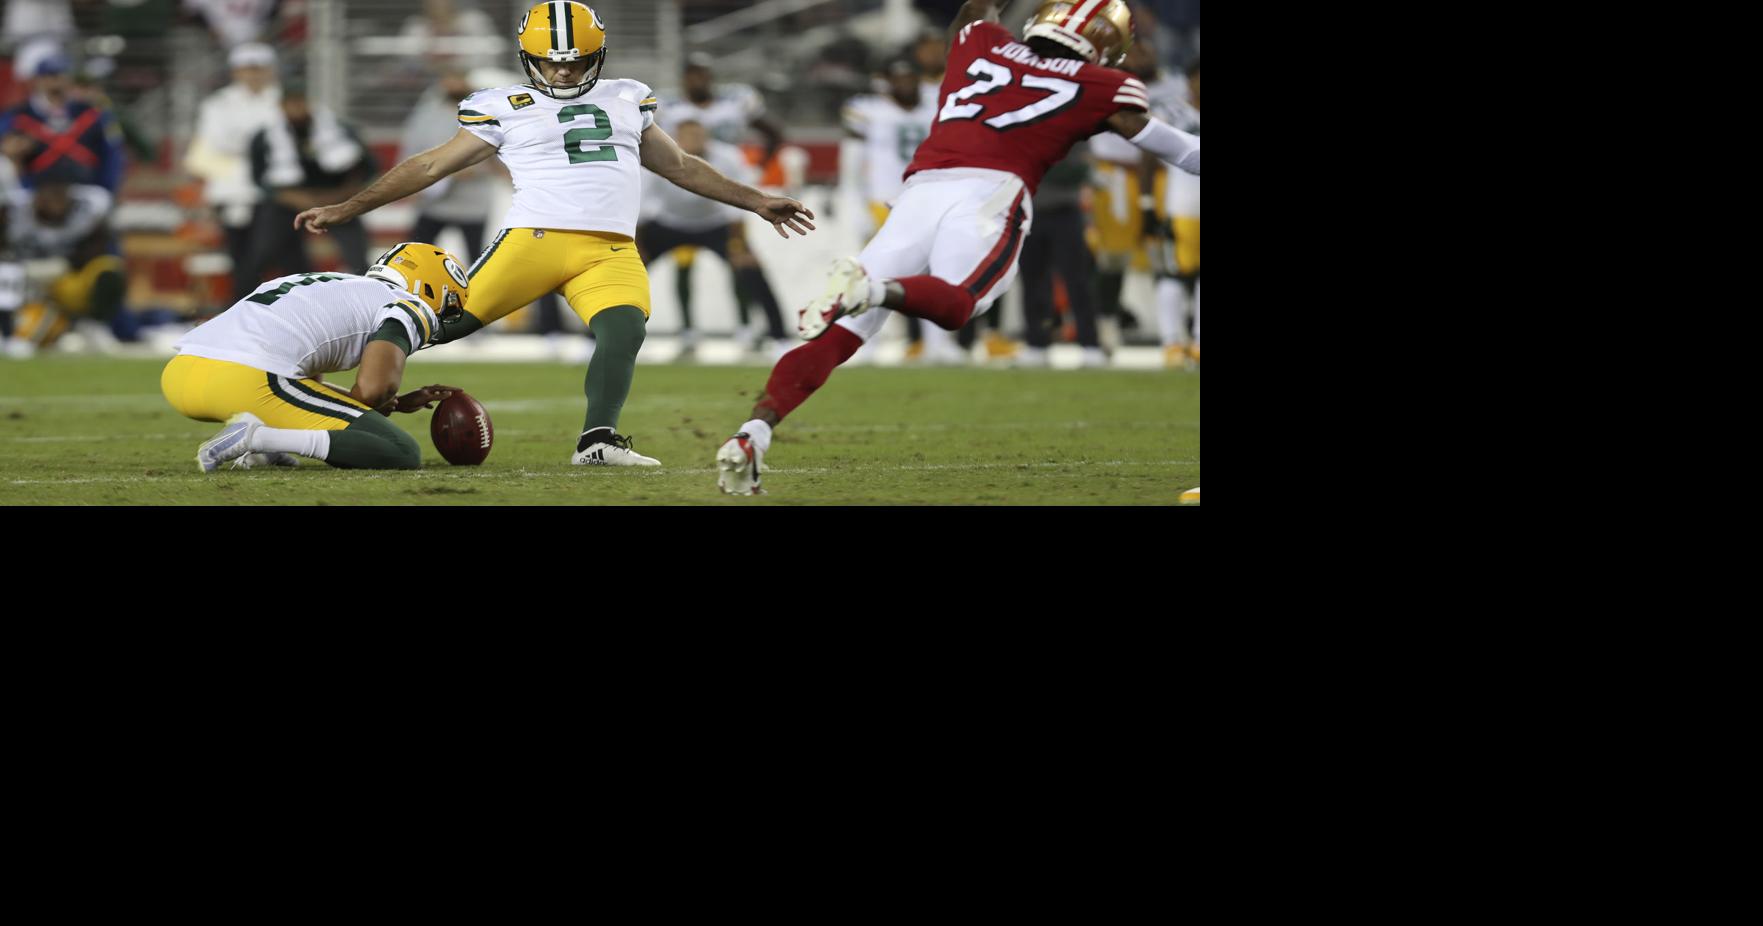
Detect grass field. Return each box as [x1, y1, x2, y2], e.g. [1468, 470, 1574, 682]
[0, 357, 1199, 505]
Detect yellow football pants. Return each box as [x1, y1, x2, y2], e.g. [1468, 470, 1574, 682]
[161, 355, 373, 430]
[465, 228, 651, 328]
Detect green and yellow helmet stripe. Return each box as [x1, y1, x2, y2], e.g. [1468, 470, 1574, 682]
[522, 2, 604, 58]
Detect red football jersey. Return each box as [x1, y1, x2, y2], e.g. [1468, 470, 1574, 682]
[905, 20, 1149, 193]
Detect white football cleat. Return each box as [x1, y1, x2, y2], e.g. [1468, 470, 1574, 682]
[715, 433, 765, 496]
[572, 428, 661, 466]
[797, 257, 870, 340]
[235, 452, 299, 469]
[1179, 486, 1201, 505]
[197, 412, 264, 472]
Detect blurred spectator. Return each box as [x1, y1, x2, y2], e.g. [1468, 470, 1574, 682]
[400, 67, 494, 263]
[913, 31, 947, 90]
[401, 0, 501, 71]
[662, 55, 787, 347]
[245, 82, 375, 286]
[3, 1, 75, 48]
[2, 160, 125, 351]
[669, 55, 782, 156]
[72, 72, 154, 163]
[0, 52, 126, 193]
[183, 0, 281, 49]
[185, 42, 282, 302]
[637, 119, 788, 357]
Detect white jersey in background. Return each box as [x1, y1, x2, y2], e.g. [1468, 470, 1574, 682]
[644, 139, 752, 232]
[4, 185, 112, 259]
[175, 273, 440, 378]
[842, 90, 937, 206]
[457, 80, 658, 237]
[660, 84, 763, 145]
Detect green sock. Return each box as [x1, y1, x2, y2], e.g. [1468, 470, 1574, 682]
[327, 412, 421, 469]
[583, 305, 646, 433]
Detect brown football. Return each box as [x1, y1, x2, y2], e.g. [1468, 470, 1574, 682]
[430, 392, 493, 465]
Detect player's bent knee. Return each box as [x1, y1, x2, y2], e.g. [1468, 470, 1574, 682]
[588, 304, 647, 342]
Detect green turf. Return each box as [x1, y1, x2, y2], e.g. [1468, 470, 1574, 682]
[0, 357, 1199, 505]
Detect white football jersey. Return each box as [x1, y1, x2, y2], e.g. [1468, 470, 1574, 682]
[175, 273, 441, 379]
[1090, 74, 1191, 165]
[660, 84, 763, 145]
[644, 139, 751, 232]
[842, 89, 937, 205]
[458, 80, 658, 237]
[4, 185, 112, 259]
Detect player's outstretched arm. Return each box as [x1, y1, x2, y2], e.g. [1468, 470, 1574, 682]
[949, 2, 1001, 41]
[293, 130, 497, 234]
[1107, 110, 1201, 175]
[640, 124, 816, 239]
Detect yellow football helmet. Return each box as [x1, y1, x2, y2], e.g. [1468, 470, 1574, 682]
[366, 242, 470, 318]
[517, 1, 608, 99]
[1023, 0, 1134, 67]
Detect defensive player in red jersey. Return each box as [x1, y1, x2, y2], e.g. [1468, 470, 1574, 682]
[715, 0, 1201, 495]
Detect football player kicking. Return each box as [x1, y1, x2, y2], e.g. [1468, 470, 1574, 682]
[715, 0, 1200, 495]
[162, 243, 465, 472]
[294, 1, 816, 467]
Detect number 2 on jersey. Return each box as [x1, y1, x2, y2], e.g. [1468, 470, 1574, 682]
[938, 59, 1080, 129]
[559, 104, 616, 163]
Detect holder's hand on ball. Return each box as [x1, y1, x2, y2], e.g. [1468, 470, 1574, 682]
[394, 385, 460, 413]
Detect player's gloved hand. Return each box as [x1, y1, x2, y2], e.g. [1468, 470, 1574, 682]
[393, 384, 460, 413]
[754, 196, 816, 239]
[293, 203, 357, 235]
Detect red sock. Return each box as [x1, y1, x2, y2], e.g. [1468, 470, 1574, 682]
[895, 276, 977, 331]
[755, 325, 863, 421]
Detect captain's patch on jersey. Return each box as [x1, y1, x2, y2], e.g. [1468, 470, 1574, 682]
[509, 92, 535, 110]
